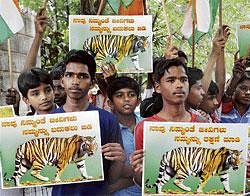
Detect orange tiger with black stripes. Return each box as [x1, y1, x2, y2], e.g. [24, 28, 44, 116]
[145, 147, 242, 193]
[82, 34, 148, 71]
[5, 135, 97, 186]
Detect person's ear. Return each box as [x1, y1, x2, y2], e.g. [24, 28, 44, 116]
[136, 97, 141, 106]
[107, 99, 114, 111]
[22, 96, 29, 105]
[155, 82, 161, 94]
[61, 78, 65, 88]
[89, 80, 95, 89]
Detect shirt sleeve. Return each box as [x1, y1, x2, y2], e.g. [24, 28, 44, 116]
[135, 121, 144, 150]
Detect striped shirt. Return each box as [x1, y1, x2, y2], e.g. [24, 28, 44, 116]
[221, 103, 250, 123]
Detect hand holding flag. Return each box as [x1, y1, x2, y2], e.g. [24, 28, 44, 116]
[35, 8, 49, 37]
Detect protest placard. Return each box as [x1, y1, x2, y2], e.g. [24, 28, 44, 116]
[0, 111, 103, 189]
[0, 105, 15, 118]
[236, 22, 250, 58]
[69, 15, 152, 73]
[143, 122, 248, 195]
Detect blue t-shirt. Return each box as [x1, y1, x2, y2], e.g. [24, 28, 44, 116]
[220, 106, 250, 123]
[113, 114, 142, 196]
[51, 104, 122, 196]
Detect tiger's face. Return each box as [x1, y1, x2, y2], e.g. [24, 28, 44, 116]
[81, 136, 97, 156]
[227, 150, 241, 170]
[135, 36, 149, 53]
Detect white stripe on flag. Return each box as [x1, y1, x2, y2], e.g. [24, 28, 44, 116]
[0, 0, 24, 34]
[181, 6, 193, 39]
[196, 0, 210, 33]
[181, 0, 211, 39]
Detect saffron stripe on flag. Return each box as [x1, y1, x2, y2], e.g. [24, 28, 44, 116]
[0, 0, 24, 43]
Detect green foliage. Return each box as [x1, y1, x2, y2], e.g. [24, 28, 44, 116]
[20, 0, 249, 74]
[20, 0, 80, 71]
[41, 31, 68, 70]
[149, 0, 249, 73]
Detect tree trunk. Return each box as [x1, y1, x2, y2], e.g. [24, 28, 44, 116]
[80, 0, 99, 15]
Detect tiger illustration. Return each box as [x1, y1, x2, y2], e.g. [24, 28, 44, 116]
[145, 147, 242, 193]
[82, 34, 149, 71]
[5, 135, 97, 186]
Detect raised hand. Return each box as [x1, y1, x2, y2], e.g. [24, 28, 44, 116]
[35, 8, 48, 36]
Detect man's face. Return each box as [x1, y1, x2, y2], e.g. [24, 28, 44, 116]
[109, 88, 139, 115]
[199, 94, 219, 114]
[53, 79, 66, 106]
[155, 66, 189, 105]
[61, 62, 92, 100]
[23, 83, 54, 114]
[187, 80, 205, 108]
[234, 79, 250, 105]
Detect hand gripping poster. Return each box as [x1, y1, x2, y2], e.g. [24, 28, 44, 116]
[69, 15, 152, 73]
[143, 122, 248, 195]
[0, 111, 103, 189]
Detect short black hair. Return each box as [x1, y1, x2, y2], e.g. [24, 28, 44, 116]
[18, 68, 53, 98]
[187, 67, 203, 88]
[50, 60, 65, 80]
[154, 57, 188, 82]
[63, 50, 96, 80]
[107, 76, 140, 101]
[237, 74, 250, 85]
[207, 80, 219, 95]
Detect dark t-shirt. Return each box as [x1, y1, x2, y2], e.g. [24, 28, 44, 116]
[51, 104, 122, 196]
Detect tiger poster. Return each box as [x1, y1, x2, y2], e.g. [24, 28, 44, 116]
[69, 15, 152, 73]
[0, 105, 15, 118]
[143, 122, 248, 195]
[236, 22, 250, 58]
[0, 111, 104, 189]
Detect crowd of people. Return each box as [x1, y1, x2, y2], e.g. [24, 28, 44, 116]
[1, 8, 250, 196]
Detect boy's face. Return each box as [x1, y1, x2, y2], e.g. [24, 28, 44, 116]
[155, 66, 189, 105]
[53, 79, 66, 106]
[23, 83, 54, 114]
[109, 88, 140, 115]
[61, 62, 92, 100]
[199, 93, 219, 114]
[234, 79, 250, 105]
[187, 80, 205, 108]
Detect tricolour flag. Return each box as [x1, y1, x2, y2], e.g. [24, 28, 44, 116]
[181, 0, 219, 44]
[0, 0, 24, 43]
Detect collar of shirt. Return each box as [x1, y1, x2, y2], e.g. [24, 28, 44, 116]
[119, 114, 142, 130]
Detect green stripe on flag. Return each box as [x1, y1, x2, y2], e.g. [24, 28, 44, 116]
[188, 0, 219, 45]
[0, 16, 13, 44]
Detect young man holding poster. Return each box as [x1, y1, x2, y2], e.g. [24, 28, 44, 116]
[131, 57, 207, 185]
[51, 50, 125, 196]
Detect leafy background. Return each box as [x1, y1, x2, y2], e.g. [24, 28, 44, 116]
[19, 0, 249, 79]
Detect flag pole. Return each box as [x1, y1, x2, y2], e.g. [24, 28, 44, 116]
[97, 0, 106, 15]
[43, 0, 48, 10]
[7, 39, 13, 88]
[219, 0, 222, 28]
[192, 20, 195, 68]
[161, 0, 172, 47]
[192, 0, 196, 68]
